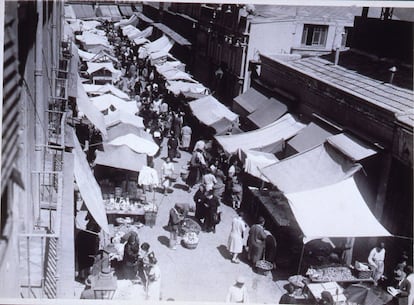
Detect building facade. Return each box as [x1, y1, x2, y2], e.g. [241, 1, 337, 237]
[1, 0, 74, 298]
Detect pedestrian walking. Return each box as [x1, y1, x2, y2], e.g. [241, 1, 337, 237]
[227, 212, 247, 264]
[194, 184, 206, 224]
[247, 216, 267, 266]
[181, 125, 192, 151]
[225, 276, 248, 303]
[202, 168, 217, 192]
[144, 255, 161, 301]
[161, 157, 175, 195]
[167, 132, 179, 161]
[186, 148, 206, 189]
[168, 204, 184, 250]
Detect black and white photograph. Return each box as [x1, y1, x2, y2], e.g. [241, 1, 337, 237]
[0, 0, 413, 304]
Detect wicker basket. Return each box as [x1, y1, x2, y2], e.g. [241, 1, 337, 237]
[182, 240, 198, 249]
[255, 260, 273, 275]
[355, 269, 373, 279]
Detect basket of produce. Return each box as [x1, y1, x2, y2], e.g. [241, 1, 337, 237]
[255, 260, 274, 275]
[182, 232, 199, 249]
[180, 218, 201, 235]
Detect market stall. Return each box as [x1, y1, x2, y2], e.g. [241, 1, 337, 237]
[188, 95, 239, 136]
[90, 94, 137, 114]
[86, 63, 122, 84]
[215, 113, 305, 154]
[83, 84, 130, 100]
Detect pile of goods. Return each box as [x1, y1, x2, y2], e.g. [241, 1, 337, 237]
[180, 218, 201, 235]
[256, 259, 274, 273]
[306, 266, 356, 282]
[105, 198, 143, 212]
[182, 231, 199, 249]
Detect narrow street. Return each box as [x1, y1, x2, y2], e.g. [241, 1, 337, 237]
[74, 139, 285, 303]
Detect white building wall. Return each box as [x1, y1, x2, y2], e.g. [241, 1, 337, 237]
[243, 20, 296, 91]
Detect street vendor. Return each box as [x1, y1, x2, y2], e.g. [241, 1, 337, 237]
[247, 216, 267, 266]
[368, 242, 386, 284]
[168, 204, 185, 250]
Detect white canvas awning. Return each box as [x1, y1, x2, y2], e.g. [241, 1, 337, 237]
[94, 144, 147, 172]
[160, 69, 197, 83]
[108, 133, 159, 157]
[104, 110, 144, 130]
[76, 75, 108, 139]
[166, 81, 209, 97]
[72, 129, 109, 233]
[90, 93, 137, 114]
[327, 133, 378, 161]
[260, 143, 361, 193]
[83, 83, 130, 100]
[286, 177, 391, 242]
[215, 113, 305, 154]
[239, 149, 279, 182]
[139, 35, 174, 58]
[114, 14, 138, 28]
[86, 62, 122, 80]
[189, 95, 239, 127]
[76, 32, 109, 46]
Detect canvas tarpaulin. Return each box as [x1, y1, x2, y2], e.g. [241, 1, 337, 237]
[189, 95, 239, 127]
[118, 5, 135, 17]
[153, 23, 192, 46]
[94, 144, 147, 172]
[76, 75, 108, 139]
[72, 129, 109, 233]
[160, 69, 196, 82]
[287, 122, 336, 154]
[247, 97, 288, 128]
[155, 61, 185, 74]
[260, 143, 361, 194]
[285, 177, 391, 241]
[71, 4, 96, 19]
[109, 133, 159, 157]
[106, 124, 150, 142]
[233, 87, 270, 116]
[114, 14, 138, 28]
[327, 133, 377, 161]
[86, 62, 122, 79]
[104, 109, 144, 130]
[64, 5, 76, 19]
[76, 32, 109, 46]
[68, 20, 101, 32]
[90, 94, 137, 114]
[215, 113, 305, 154]
[166, 81, 209, 97]
[139, 35, 174, 58]
[239, 149, 279, 182]
[83, 83, 129, 100]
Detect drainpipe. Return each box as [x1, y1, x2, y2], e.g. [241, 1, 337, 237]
[51, 0, 57, 96]
[35, 0, 45, 226]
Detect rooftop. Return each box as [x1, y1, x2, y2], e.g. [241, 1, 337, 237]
[268, 53, 414, 127]
[251, 5, 367, 23]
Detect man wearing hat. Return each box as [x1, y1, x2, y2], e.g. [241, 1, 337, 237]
[226, 276, 248, 303]
[247, 216, 267, 265]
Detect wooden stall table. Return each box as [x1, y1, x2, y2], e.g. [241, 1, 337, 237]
[305, 282, 347, 304]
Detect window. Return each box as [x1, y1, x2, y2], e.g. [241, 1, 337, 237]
[301, 24, 328, 47]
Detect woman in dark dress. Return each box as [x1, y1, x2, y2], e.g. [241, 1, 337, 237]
[203, 192, 220, 233]
[193, 184, 206, 224]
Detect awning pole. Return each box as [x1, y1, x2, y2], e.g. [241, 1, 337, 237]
[297, 243, 305, 275]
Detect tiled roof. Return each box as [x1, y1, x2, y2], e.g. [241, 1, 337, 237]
[282, 56, 414, 127]
[253, 5, 363, 23]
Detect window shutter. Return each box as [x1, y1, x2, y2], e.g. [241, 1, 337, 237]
[2, 12, 21, 193]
